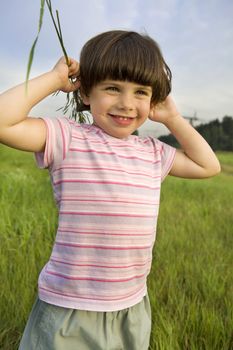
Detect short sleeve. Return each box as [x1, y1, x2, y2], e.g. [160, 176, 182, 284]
[153, 139, 176, 181]
[35, 116, 72, 169]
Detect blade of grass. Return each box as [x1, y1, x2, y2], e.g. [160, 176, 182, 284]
[25, 0, 87, 123]
[38, 0, 45, 31]
[56, 10, 64, 44]
[45, 0, 69, 65]
[44, 0, 86, 122]
[25, 0, 45, 92]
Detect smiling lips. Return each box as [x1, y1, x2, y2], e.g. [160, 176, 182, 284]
[109, 113, 136, 126]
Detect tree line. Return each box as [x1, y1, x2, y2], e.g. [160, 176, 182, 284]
[159, 116, 233, 151]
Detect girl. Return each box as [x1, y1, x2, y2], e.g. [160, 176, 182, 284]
[0, 30, 220, 350]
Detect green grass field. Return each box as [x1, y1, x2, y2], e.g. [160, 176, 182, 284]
[0, 145, 232, 350]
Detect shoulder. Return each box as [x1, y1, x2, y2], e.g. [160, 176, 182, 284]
[40, 116, 96, 137]
[134, 135, 168, 152]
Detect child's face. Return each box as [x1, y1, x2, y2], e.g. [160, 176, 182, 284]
[82, 80, 153, 138]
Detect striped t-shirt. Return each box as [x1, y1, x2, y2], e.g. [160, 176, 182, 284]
[35, 117, 176, 312]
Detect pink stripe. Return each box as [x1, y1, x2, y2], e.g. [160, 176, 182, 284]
[69, 147, 159, 164]
[45, 119, 52, 166]
[57, 228, 153, 236]
[59, 198, 157, 206]
[51, 258, 151, 269]
[163, 149, 176, 179]
[59, 211, 154, 218]
[57, 118, 66, 160]
[54, 179, 159, 190]
[40, 284, 145, 301]
[46, 269, 146, 282]
[55, 241, 152, 250]
[58, 193, 157, 204]
[72, 135, 158, 152]
[53, 165, 160, 179]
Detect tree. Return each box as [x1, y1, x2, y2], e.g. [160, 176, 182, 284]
[158, 116, 233, 151]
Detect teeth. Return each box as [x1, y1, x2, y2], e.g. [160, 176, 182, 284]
[110, 114, 133, 121]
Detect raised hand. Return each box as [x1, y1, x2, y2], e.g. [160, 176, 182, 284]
[149, 95, 180, 126]
[52, 57, 81, 93]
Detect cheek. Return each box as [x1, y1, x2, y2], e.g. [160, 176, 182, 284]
[92, 97, 112, 112]
[140, 101, 151, 116]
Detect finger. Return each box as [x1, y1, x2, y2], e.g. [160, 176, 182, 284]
[68, 66, 80, 79]
[69, 78, 81, 92]
[68, 58, 79, 68]
[148, 109, 154, 119]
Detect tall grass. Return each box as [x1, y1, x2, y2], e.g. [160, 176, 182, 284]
[149, 168, 233, 349]
[0, 146, 58, 348]
[0, 145, 232, 349]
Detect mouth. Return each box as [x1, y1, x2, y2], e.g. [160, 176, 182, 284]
[109, 113, 136, 126]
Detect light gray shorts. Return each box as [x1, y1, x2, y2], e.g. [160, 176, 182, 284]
[18, 294, 151, 350]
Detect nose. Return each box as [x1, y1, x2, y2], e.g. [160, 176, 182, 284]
[118, 92, 134, 111]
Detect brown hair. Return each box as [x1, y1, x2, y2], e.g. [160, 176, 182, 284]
[77, 30, 171, 111]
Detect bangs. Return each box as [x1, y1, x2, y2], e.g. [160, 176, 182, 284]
[80, 31, 172, 105]
[90, 36, 159, 86]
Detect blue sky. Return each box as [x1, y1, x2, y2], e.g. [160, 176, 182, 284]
[1, 0, 233, 136]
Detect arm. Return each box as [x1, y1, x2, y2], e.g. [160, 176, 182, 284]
[0, 57, 80, 152]
[149, 95, 221, 179]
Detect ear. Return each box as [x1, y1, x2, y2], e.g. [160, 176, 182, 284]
[149, 102, 156, 119]
[80, 88, 90, 106]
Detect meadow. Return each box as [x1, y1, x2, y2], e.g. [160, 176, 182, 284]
[0, 144, 232, 350]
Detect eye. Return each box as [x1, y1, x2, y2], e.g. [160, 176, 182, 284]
[105, 86, 119, 92]
[136, 90, 147, 95]
[136, 89, 150, 96]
